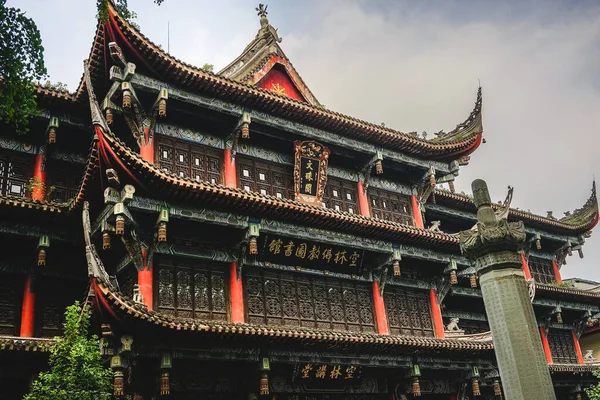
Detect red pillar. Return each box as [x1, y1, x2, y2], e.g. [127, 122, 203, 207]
[449, 396, 457, 400]
[539, 327, 553, 364]
[429, 289, 445, 338]
[20, 274, 35, 337]
[138, 249, 153, 310]
[410, 195, 424, 229]
[230, 262, 244, 323]
[572, 330, 584, 364]
[372, 282, 389, 334]
[223, 148, 237, 187]
[32, 153, 45, 201]
[139, 128, 154, 164]
[552, 259, 562, 284]
[357, 182, 370, 217]
[520, 253, 532, 280]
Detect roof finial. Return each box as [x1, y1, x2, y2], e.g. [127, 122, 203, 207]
[256, 4, 269, 27]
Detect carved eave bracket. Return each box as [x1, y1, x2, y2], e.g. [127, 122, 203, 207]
[358, 149, 383, 192]
[227, 111, 252, 159]
[105, 42, 168, 148]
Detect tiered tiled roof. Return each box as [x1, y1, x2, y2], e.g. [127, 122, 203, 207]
[70, 3, 485, 161]
[92, 279, 493, 353]
[0, 336, 54, 352]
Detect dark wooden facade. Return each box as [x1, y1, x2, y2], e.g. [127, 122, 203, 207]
[0, 3, 598, 400]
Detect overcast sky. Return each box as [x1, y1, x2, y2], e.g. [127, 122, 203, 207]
[11, 0, 600, 281]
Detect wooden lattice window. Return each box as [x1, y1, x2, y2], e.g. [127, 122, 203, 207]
[547, 328, 578, 363]
[384, 287, 434, 337]
[0, 151, 33, 197]
[36, 277, 85, 338]
[156, 261, 227, 321]
[47, 161, 81, 203]
[529, 257, 556, 284]
[368, 187, 413, 225]
[0, 274, 22, 335]
[323, 177, 357, 214]
[237, 156, 293, 199]
[245, 269, 375, 333]
[156, 136, 222, 185]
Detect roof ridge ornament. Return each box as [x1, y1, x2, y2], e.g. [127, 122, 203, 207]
[256, 4, 269, 26]
[255, 3, 282, 43]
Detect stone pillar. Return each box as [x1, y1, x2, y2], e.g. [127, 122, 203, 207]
[459, 179, 556, 400]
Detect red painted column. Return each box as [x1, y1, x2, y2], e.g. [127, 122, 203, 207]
[572, 330, 584, 364]
[410, 195, 424, 229]
[138, 249, 153, 311]
[32, 153, 46, 201]
[230, 262, 244, 323]
[372, 282, 389, 334]
[520, 253, 532, 280]
[539, 327, 553, 364]
[223, 148, 237, 187]
[139, 128, 154, 164]
[429, 289, 445, 339]
[552, 259, 562, 284]
[449, 396, 457, 400]
[20, 274, 35, 337]
[357, 182, 370, 217]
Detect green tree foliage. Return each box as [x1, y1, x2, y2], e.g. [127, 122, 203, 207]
[97, 0, 164, 23]
[586, 369, 600, 399]
[24, 301, 113, 400]
[201, 63, 214, 73]
[0, 0, 47, 135]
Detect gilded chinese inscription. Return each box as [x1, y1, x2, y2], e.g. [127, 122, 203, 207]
[294, 140, 330, 206]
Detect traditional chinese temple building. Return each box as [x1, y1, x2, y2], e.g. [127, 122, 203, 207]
[1, 2, 599, 399]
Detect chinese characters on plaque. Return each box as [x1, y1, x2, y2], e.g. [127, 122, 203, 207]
[293, 140, 330, 206]
[295, 364, 361, 382]
[261, 235, 365, 274]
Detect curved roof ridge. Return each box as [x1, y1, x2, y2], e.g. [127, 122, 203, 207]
[434, 184, 598, 234]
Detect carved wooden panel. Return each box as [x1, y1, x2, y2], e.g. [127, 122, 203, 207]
[36, 277, 86, 338]
[47, 161, 81, 203]
[245, 269, 375, 333]
[368, 187, 413, 226]
[119, 267, 137, 299]
[0, 274, 22, 335]
[237, 156, 294, 199]
[384, 287, 434, 337]
[156, 261, 227, 321]
[322, 177, 357, 214]
[547, 328, 578, 364]
[156, 136, 222, 185]
[529, 257, 556, 284]
[0, 151, 33, 197]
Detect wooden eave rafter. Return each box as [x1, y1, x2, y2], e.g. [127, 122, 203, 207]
[433, 185, 598, 235]
[71, 3, 483, 161]
[536, 282, 600, 300]
[0, 335, 54, 352]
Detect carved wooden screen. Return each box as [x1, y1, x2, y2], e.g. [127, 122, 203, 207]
[36, 277, 85, 338]
[0, 273, 22, 335]
[245, 269, 375, 333]
[547, 328, 578, 363]
[237, 156, 294, 199]
[529, 257, 556, 284]
[322, 177, 357, 214]
[368, 187, 413, 225]
[156, 136, 222, 184]
[119, 266, 138, 299]
[156, 261, 227, 321]
[0, 151, 33, 197]
[47, 161, 81, 203]
[384, 286, 434, 337]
